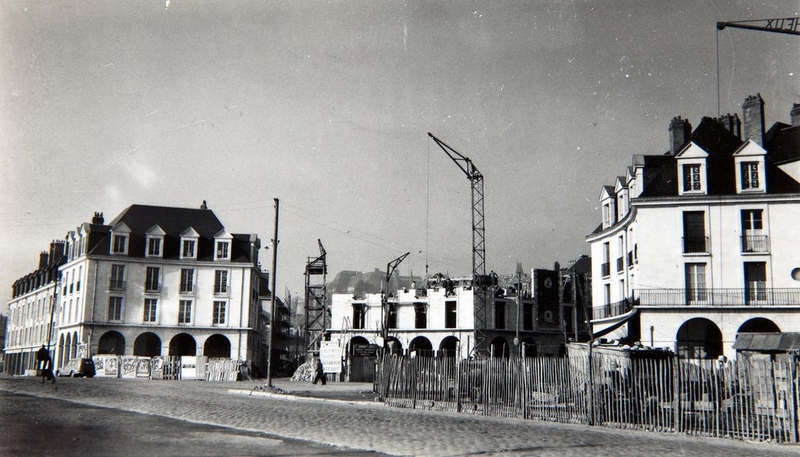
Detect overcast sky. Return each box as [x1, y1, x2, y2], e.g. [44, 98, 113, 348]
[1, 1, 798, 302]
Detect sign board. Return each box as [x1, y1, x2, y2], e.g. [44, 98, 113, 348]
[319, 341, 342, 373]
[181, 356, 198, 379]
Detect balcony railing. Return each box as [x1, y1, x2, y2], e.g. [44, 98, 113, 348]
[592, 299, 633, 320]
[214, 285, 230, 297]
[616, 257, 624, 273]
[635, 287, 800, 307]
[741, 235, 769, 253]
[109, 280, 126, 291]
[601, 262, 610, 277]
[144, 283, 161, 293]
[682, 236, 708, 253]
[179, 284, 196, 295]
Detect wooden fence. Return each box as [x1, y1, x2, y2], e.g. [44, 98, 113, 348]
[376, 353, 800, 444]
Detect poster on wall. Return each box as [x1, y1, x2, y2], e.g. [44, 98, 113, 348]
[181, 356, 198, 380]
[121, 356, 138, 378]
[319, 341, 342, 374]
[136, 358, 151, 378]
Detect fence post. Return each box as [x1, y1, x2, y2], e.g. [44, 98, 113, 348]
[673, 355, 680, 432]
[587, 345, 594, 425]
[455, 343, 462, 413]
[791, 356, 799, 444]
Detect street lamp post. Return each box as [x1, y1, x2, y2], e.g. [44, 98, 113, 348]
[266, 198, 280, 388]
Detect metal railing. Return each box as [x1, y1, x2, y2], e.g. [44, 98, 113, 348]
[108, 280, 126, 291]
[682, 236, 708, 253]
[592, 299, 633, 320]
[601, 262, 610, 277]
[741, 235, 769, 253]
[636, 287, 800, 306]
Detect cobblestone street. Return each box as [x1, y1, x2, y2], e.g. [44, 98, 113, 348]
[2, 376, 798, 456]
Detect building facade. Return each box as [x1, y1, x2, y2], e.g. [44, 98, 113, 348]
[49, 204, 267, 370]
[587, 95, 800, 359]
[4, 242, 65, 375]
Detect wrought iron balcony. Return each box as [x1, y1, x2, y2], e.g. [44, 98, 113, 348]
[601, 262, 610, 277]
[592, 299, 633, 320]
[108, 280, 126, 291]
[179, 284, 196, 295]
[741, 235, 769, 253]
[616, 257, 624, 273]
[635, 287, 800, 307]
[682, 236, 708, 254]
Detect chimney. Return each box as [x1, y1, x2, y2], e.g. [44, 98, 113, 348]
[91, 211, 104, 225]
[716, 113, 741, 139]
[742, 94, 765, 146]
[39, 251, 49, 268]
[50, 241, 66, 261]
[668, 117, 692, 155]
[791, 103, 800, 127]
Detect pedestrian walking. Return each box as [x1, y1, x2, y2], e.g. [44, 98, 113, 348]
[312, 358, 326, 385]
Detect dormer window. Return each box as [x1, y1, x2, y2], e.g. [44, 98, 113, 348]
[110, 222, 131, 255]
[741, 162, 760, 190]
[733, 140, 766, 194]
[214, 230, 233, 261]
[180, 227, 200, 260]
[683, 164, 702, 191]
[216, 241, 230, 260]
[145, 226, 165, 258]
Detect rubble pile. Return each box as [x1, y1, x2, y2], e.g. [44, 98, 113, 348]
[290, 361, 315, 382]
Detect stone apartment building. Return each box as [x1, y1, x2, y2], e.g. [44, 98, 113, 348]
[5, 203, 283, 375]
[586, 95, 800, 359]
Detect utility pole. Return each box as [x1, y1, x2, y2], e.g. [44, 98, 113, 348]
[266, 198, 280, 388]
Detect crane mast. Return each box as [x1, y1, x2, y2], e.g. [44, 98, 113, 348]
[304, 239, 328, 356]
[428, 132, 489, 356]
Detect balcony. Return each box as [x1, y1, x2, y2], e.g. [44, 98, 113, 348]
[682, 236, 708, 254]
[635, 287, 800, 307]
[109, 280, 126, 291]
[179, 284, 196, 295]
[592, 299, 633, 320]
[616, 257, 624, 273]
[601, 262, 610, 277]
[741, 235, 769, 253]
[144, 283, 161, 293]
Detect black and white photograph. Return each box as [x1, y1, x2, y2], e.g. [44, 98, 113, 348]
[1, 1, 799, 456]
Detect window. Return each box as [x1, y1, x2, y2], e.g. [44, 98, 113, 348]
[214, 270, 228, 295]
[744, 262, 767, 303]
[213, 301, 226, 324]
[741, 209, 767, 252]
[495, 301, 506, 329]
[352, 304, 366, 329]
[682, 211, 707, 253]
[445, 300, 457, 328]
[182, 240, 196, 258]
[180, 268, 195, 293]
[741, 162, 759, 190]
[387, 304, 397, 328]
[145, 267, 160, 292]
[603, 204, 611, 227]
[523, 303, 534, 331]
[108, 297, 122, 321]
[144, 298, 158, 323]
[110, 265, 125, 290]
[216, 241, 230, 260]
[414, 303, 427, 329]
[601, 242, 610, 277]
[147, 238, 161, 257]
[683, 164, 702, 191]
[178, 300, 192, 324]
[685, 263, 707, 303]
[112, 234, 127, 254]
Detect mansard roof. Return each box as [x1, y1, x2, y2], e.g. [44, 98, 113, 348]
[638, 117, 800, 197]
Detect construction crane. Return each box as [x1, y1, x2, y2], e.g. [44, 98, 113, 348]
[304, 239, 328, 356]
[428, 132, 490, 356]
[716, 17, 800, 36]
[715, 17, 799, 115]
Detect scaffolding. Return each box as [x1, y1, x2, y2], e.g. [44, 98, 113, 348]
[304, 239, 328, 355]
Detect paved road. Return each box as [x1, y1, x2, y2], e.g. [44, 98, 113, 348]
[0, 390, 381, 456]
[1, 377, 798, 456]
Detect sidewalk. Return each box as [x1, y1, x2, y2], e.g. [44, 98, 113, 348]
[233, 378, 379, 405]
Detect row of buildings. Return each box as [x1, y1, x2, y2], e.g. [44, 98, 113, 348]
[4, 94, 799, 378]
[322, 94, 799, 380]
[4, 204, 291, 376]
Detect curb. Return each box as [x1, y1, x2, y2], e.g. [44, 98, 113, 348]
[228, 389, 383, 407]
